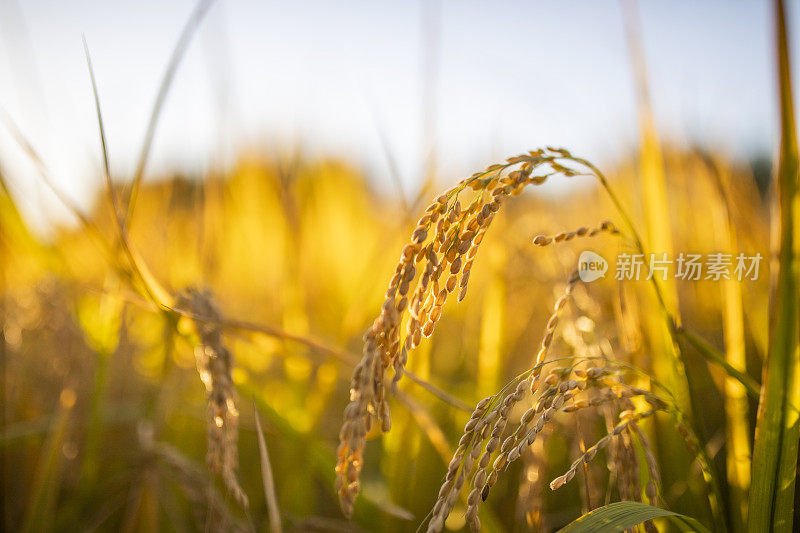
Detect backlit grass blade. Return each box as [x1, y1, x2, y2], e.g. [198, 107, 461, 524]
[124, 0, 217, 229]
[255, 406, 283, 533]
[677, 326, 760, 399]
[621, 0, 688, 405]
[83, 36, 173, 308]
[748, 0, 800, 531]
[710, 158, 752, 531]
[557, 501, 710, 533]
[21, 389, 75, 533]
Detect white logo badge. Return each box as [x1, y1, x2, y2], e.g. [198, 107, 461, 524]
[578, 251, 608, 282]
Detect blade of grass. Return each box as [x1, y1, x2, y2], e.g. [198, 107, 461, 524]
[82, 36, 121, 228]
[618, 10, 726, 528]
[557, 501, 710, 533]
[242, 384, 413, 521]
[618, 15, 728, 530]
[21, 388, 75, 533]
[123, 0, 216, 229]
[709, 159, 752, 532]
[83, 36, 173, 308]
[254, 405, 283, 533]
[676, 326, 760, 399]
[749, 0, 800, 531]
[568, 155, 727, 531]
[621, 0, 678, 317]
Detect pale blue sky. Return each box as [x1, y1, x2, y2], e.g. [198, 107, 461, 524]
[0, 1, 798, 233]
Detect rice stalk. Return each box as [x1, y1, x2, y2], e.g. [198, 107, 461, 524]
[708, 158, 751, 531]
[748, 0, 800, 530]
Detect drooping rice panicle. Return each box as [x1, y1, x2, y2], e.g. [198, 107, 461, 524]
[337, 148, 608, 514]
[425, 354, 677, 532]
[177, 287, 248, 510]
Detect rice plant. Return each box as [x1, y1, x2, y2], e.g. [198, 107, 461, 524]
[1, 0, 798, 532]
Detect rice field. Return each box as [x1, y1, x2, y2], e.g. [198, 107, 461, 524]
[1, 1, 799, 532]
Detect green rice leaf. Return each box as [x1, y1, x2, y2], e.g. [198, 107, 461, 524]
[557, 502, 710, 533]
[748, 1, 800, 531]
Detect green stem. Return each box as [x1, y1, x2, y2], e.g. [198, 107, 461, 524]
[748, 1, 800, 531]
[677, 326, 760, 399]
[569, 156, 727, 532]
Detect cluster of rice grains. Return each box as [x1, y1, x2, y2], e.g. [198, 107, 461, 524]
[427, 362, 668, 532]
[177, 288, 248, 510]
[531, 219, 620, 247]
[336, 148, 594, 516]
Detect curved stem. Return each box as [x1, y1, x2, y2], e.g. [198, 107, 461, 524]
[565, 156, 726, 532]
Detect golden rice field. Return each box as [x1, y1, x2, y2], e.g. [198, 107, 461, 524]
[2, 2, 799, 533]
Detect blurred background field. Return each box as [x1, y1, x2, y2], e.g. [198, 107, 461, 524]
[0, 1, 797, 532]
[0, 145, 772, 531]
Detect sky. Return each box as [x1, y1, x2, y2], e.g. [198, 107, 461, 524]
[0, 1, 798, 234]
